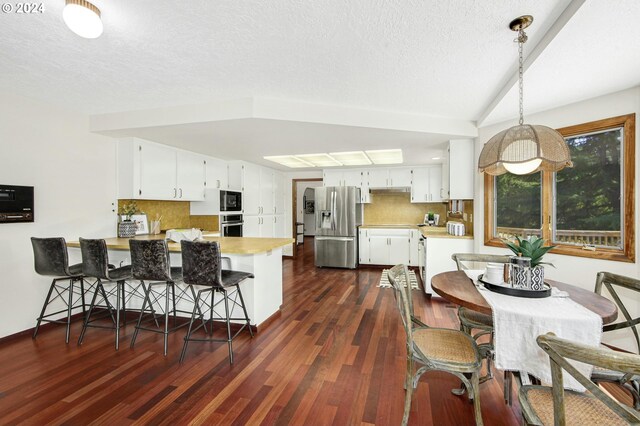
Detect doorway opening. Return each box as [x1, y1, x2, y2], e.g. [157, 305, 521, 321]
[291, 178, 323, 260]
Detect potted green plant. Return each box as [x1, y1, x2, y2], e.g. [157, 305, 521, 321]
[118, 201, 139, 238]
[504, 236, 555, 290]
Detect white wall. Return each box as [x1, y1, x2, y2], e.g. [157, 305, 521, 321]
[283, 171, 323, 255]
[0, 91, 117, 338]
[474, 86, 640, 350]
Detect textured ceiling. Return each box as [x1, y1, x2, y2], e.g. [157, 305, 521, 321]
[2, 0, 638, 165]
[1, 0, 569, 119]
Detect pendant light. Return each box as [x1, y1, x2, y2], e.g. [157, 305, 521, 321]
[63, 0, 103, 39]
[478, 16, 572, 176]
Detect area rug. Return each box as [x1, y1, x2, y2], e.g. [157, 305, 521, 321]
[378, 269, 419, 289]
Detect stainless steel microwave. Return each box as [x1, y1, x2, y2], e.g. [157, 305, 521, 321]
[220, 190, 242, 212]
[0, 184, 34, 223]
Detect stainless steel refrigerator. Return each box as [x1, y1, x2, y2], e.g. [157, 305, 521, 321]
[314, 186, 362, 269]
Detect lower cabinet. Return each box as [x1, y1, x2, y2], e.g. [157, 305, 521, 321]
[243, 215, 284, 238]
[359, 228, 412, 266]
[423, 237, 473, 295]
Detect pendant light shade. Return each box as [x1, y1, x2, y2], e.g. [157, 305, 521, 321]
[478, 16, 572, 176]
[63, 0, 103, 39]
[478, 124, 572, 175]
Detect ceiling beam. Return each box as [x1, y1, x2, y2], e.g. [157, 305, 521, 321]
[476, 0, 586, 127]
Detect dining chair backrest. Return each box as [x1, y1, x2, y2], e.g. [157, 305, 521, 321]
[595, 271, 640, 353]
[79, 238, 111, 280]
[536, 332, 640, 424]
[451, 253, 511, 271]
[129, 239, 172, 281]
[387, 264, 416, 342]
[31, 237, 73, 277]
[180, 240, 222, 287]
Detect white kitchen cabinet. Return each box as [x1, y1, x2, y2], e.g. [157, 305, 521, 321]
[423, 236, 473, 294]
[322, 169, 369, 203]
[205, 157, 228, 190]
[118, 137, 205, 201]
[367, 167, 412, 188]
[367, 169, 389, 188]
[388, 168, 412, 187]
[442, 139, 474, 200]
[323, 169, 362, 187]
[260, 167, 275, 216]
[429, 166, 443, 202]
[409, 230, 421, 266]
[273, 172, 285, 215]
[244, 214, 281, 238]
[358, 229, 369, 264]
[359, 228, 410, 265]
[322, 170, 343, 187]
[239, 162, 261, 215]
[176, 151, 206, 200]
[139, 141, 177, 200]
[410, 165, 442, 203]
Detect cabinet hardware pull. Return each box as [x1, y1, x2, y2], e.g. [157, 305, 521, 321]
[139, 189, 142, 196]
[179, 188, 183, 198]
[217, 179, 220, 188]
[173, 188, 177, 198]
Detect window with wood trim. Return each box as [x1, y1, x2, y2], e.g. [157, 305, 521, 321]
[484, 113, 635, 262]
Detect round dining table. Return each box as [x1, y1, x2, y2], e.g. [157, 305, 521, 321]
[431, 271, 618, 324]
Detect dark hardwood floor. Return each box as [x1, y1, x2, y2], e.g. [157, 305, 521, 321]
[0, 238, 526, 424]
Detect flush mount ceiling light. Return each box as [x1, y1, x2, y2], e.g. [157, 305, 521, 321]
[478, 16, 572, 176]
[264, 149, 404, 168]
[296, 153, 342, 167]
[364, 149, 403, 165]
[63, 0, 103, 39]
[263, 155, 314, 168]
[328, 151, 372, 166]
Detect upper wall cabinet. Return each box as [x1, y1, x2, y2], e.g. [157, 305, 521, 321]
[118, 138, 206, 201]
[410, 166, 443, 203]
[367, 167, 412, 188]
[205, 157, 228, 190]
[442, 139, 474, 200]
[322, 169, 370, 203]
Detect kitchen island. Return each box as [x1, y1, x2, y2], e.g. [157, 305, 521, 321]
[67, 234, 294, 329]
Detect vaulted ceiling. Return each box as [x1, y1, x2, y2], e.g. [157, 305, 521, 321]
[1, 0, 638, 168]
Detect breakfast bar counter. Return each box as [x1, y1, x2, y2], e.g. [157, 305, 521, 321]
[67, 234, 294, 328]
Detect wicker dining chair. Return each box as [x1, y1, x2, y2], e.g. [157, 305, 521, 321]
[519, 332, 640, 425]
[591, 271, 640, 410]
[387, 264, 484, 426]
[451, 253, 510, 385]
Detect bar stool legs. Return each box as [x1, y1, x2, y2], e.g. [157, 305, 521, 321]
[180, 284, 253, 364]
[78, 279, 125, 350]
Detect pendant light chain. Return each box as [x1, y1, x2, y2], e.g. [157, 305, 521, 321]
[517, 28, 527, 126]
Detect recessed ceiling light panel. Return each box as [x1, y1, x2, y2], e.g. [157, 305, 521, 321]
[296, 153, 342, 167]
[329, 151, 372, 166]
[365, 149, 403, 164]
[264, 155, 314, 168]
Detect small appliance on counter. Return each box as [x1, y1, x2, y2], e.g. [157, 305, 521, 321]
[447, 221, 466, 236]
[423, 213, 440, 226]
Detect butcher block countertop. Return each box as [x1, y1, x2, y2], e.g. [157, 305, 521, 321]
[67, 234, 294, 255]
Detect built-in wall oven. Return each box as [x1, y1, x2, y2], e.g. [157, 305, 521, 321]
[0, 184, 34, 223]
[220, 190, 242, 212]
[220, 214, 243, 237]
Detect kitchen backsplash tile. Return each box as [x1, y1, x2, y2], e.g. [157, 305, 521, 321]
[118, 200, 219, 231]
[363, 193, 447, 225]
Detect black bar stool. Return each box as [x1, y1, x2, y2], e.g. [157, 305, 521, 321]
[77, 238, 133, 350]
[179, 240, 253, 364]
[31, 237, 88, 343]
[129, 239, 196, 356]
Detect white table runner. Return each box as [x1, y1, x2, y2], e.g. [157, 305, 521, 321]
[465, 270, 602, 391]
